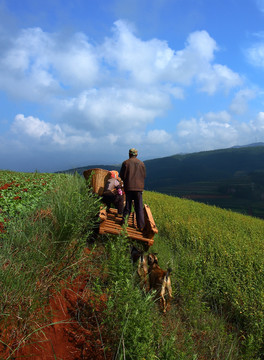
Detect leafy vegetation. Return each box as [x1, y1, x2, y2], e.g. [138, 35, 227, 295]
[103, 232, 160, 359]
[0, 170, 64, 234]
[0, 172, 101, 357]
[1, 169, 264, 359]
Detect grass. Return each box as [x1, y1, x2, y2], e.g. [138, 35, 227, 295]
[103, 231, 163, 360]
[144, 191, 264, 359]
[0, 173, 101, 356]
[1, 171, 264, 359]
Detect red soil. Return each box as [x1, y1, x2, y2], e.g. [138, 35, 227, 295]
[0, 248, 113, 360]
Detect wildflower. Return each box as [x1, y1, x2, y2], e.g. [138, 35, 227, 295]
[0, 222, 5, 233]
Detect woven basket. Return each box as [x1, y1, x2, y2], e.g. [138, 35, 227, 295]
[83, 168, 110, 196]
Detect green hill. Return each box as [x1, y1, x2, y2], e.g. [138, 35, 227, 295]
[144, 145, 264, 186]
[61, 145, 264, 218]
[144, 189, 264, 359]
[144, 146, 264, 218]
[0, 172, 264, 360]
[2, 170, 264, 359]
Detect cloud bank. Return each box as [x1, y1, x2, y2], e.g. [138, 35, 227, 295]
[0, 20, 261, 171]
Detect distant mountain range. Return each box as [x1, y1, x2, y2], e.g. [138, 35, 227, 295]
[60, 143, 264, 218]
[232, 142, 264, 148]
[61, 143, 264, 189]
[144, 143, 264, 190]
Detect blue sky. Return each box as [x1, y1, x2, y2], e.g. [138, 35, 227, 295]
[1, 0, 264, 172]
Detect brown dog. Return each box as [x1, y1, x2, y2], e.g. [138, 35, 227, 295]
[130, 246, 149, 289]
[147, 253, 172, 313]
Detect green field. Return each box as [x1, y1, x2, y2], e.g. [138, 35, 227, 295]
[151, 178, 264, 219]
[1, 171, 264, 359]
[144, 191, 264, 358]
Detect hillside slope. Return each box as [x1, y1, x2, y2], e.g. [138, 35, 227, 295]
[2, 169, 264, 359]
[62, 145, 264, 218]
[61, 145, 264, 188]
[144, 146, 264, 187]
[144, 190, 264, 359]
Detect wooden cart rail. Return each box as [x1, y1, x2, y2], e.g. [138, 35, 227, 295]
[99, 205, 158, 247]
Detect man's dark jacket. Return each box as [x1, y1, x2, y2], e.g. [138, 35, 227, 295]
[120, 156, 146, 192]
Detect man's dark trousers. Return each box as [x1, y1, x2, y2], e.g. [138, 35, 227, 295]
[123, 191, 145, 229]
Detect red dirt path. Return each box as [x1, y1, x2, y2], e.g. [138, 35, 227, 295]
[0, 248, 113, 360]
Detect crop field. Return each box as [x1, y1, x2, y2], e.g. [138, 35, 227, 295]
[152, 179, 264, 219]
[1, 169, 264, 359]
[0, 170, 64, 234]
[0, 170, 104, 359]
[144, 191, 264, 359]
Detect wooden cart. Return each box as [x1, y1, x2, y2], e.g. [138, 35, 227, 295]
[83, 168, 158, 247]
[99, 204, 158, 247]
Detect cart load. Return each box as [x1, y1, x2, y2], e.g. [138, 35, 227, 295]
[83, 168, 158, 247]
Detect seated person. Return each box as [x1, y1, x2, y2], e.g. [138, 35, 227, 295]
[102, 170, 124, 215]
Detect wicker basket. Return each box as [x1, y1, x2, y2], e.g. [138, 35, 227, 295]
[83, 168, 110, 196]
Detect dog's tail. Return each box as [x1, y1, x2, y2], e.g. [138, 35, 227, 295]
[165, 267, 172, 281]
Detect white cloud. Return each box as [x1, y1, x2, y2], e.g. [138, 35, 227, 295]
[102, 23, 242, 94]
[185, 30, 217, 62]
[177, 115, 235, 148]
[198, 64, 242, 95]
[245, 30, 264, 69]
[102, 20, 175, 84]
[0, 27, 99, 101]
[203, 110, 231, 123]
[229, 88, 256, 114]
[2, 27, 52, 72]
[250, 111, 264, 131]
[0, 20, 242, 121]
[60, 87, 170, 132]
[12, 114, 65, 144]
[247, 42, 264, 68]
[51, 32, 99, 88]
[6, 107, 264, 172]
[145, 129, 171, 144]
[0, 20, 250, 171]
[11, 114, 96, 146]
[176, 110, 264, 152]
[12, 114, 53, 138]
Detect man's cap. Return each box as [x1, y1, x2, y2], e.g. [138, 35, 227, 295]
[129, 148, 138, 156]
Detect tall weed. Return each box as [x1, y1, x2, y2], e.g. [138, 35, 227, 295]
[104, 232, 157, 359]
[103, 230, 178, 360]
[0, 174, 101, 331]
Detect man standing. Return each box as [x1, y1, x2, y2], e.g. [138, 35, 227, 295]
[120, 148, 146, 230]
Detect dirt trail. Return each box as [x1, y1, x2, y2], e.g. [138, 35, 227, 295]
[0, 247, 112, 360]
